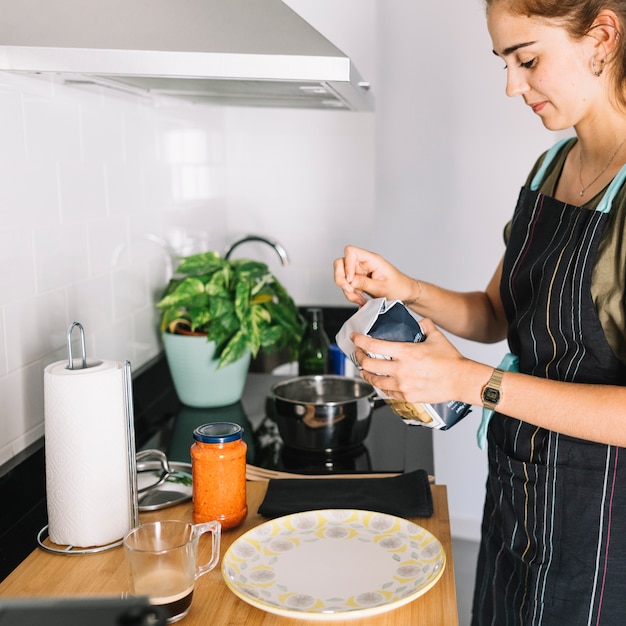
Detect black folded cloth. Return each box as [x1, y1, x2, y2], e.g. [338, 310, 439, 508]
[257, 469, 433, 519]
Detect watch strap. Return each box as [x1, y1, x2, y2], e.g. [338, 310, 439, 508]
[477, 353, 519, 450]
[481, 367, 504, 411]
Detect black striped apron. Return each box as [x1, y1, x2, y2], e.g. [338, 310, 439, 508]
[472, 139, 626, 626]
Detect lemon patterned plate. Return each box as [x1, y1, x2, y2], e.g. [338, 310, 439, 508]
[221, 509, 446, 621]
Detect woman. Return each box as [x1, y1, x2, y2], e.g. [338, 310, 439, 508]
[334, 2, 626, 624]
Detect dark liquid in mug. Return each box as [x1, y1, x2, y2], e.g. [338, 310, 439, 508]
[154, 589, 194, 622]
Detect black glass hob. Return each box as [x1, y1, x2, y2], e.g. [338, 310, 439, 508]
[144, 374, 434, 477]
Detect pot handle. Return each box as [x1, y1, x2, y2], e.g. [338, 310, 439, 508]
[371, 394, 388, 411]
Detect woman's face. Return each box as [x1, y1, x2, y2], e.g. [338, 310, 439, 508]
[487, 4, 600, 131]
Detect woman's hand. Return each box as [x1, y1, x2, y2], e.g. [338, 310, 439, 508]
[333, 245, 420, 306]
[351, 318, 476, 405]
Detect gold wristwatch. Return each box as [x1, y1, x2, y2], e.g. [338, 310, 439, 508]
[481, 368, 504, 411]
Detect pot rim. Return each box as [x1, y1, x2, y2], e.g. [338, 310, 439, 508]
[270, 374, 376, 406]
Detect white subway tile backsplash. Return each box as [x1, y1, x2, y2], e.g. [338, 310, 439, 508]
[123, 108, 159, 164]
[0, 230, 37, 305]
[92, 318, 134, 363]
[106, 162, 145, 216]
[112, 267, 150, 320]
[170, 164, 213, 202]
[33, 221, 90, 291]
[10, 362, 45, 434]
[81, 98, 126, 164]
[66, 275, 115, 332]
[22, 95, 82, 163]
[142, 162, 178, 207]
[58, 161, 107, 222]
[132, 305, 163, 365]
[0, 88, 26, 163]
[0, 68, 375, 466]
[4, 289, 68, 372]
[0, 309, 6, 377]
[87, 217, 130, 276]
[0, 160, 61, 231]
[130, 234, 173, 294]
[161, 127, 210, 164]
[0, 364, 43, 450]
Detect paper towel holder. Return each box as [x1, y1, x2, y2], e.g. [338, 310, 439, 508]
[66, 321, 102, 370]
[36, 322, 139, 555]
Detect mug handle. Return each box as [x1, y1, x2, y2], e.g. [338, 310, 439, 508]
[193, 521, 221, 579]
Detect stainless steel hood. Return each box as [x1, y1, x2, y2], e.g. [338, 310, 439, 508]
[0, 0, 372, 111]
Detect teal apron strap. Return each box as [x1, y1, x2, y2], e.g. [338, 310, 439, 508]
[531, 138, 626, 212]
[530, 138, 572, 191]
[477, 352, 519, 450]
[596, 163, 626, 213]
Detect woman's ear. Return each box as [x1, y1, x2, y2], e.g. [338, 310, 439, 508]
[589, 9, 621, 55]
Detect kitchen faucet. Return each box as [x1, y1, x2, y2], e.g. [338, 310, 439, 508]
[223, 235, 289, 266]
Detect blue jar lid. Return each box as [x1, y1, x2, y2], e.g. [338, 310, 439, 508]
[193, 422, 243, 443]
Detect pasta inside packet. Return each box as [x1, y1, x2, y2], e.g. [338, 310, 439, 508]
[335, 298, 471, 430]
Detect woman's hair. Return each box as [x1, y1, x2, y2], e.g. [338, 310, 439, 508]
[486, 0, 626, 108]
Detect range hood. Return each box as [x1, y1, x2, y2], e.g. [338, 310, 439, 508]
[0, 0, 373, 111]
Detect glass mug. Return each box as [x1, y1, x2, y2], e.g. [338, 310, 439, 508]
[123, 520, 221, 623]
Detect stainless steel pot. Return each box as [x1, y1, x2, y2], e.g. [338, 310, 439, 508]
[268, 375, 383, 452]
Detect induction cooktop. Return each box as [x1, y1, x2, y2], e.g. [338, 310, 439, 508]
[144, 374, 435, 477]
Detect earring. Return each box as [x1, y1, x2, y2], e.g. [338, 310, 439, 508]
[593, 56, 605, 77]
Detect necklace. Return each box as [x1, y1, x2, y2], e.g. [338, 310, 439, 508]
[578, 138, 626, 197]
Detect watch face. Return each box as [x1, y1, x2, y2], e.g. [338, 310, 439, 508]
[483, 387, 501, 404]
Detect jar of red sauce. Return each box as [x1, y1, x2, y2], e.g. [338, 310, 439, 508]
[191, 422, 247, 529]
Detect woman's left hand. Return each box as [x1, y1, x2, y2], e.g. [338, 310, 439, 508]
[351, 318, 470, 404]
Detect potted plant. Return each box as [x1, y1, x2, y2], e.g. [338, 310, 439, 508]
[157, 251, 304, 407]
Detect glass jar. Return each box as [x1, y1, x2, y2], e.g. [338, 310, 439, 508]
[191, 422, 247, 529]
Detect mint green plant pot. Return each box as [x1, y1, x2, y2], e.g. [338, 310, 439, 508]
[162, 332, 251, 408]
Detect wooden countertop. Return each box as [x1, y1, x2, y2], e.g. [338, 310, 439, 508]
[0, 481, 458, 625]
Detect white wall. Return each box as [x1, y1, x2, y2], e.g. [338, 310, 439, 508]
[0, 1, 557, 542]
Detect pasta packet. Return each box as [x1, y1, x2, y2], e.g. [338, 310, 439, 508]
[335, 298, 471, 430]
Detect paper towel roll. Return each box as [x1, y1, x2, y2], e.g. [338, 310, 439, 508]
[44, 359, 133, 548]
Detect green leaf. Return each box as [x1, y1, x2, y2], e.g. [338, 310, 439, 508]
[186, 307, 211, 332]
[175, 251, 224, 276]
[219, 329, 252, 367]
[259, 324, 284, 349]
[234, 278, 251, 318]
[233, 259, 268, 276]
[250, 273, 273, 297]
[156, 277, 208, 310]
[159, 277, 183, 299]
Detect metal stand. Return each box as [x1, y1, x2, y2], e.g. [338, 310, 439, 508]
[36, 526, 123, 555]
[36, 321, 139, 554]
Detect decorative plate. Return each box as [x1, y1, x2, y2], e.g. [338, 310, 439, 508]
[221, 509, 445, 621]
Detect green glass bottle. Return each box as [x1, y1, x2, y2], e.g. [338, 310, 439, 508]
[298, 308, 330, 375]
